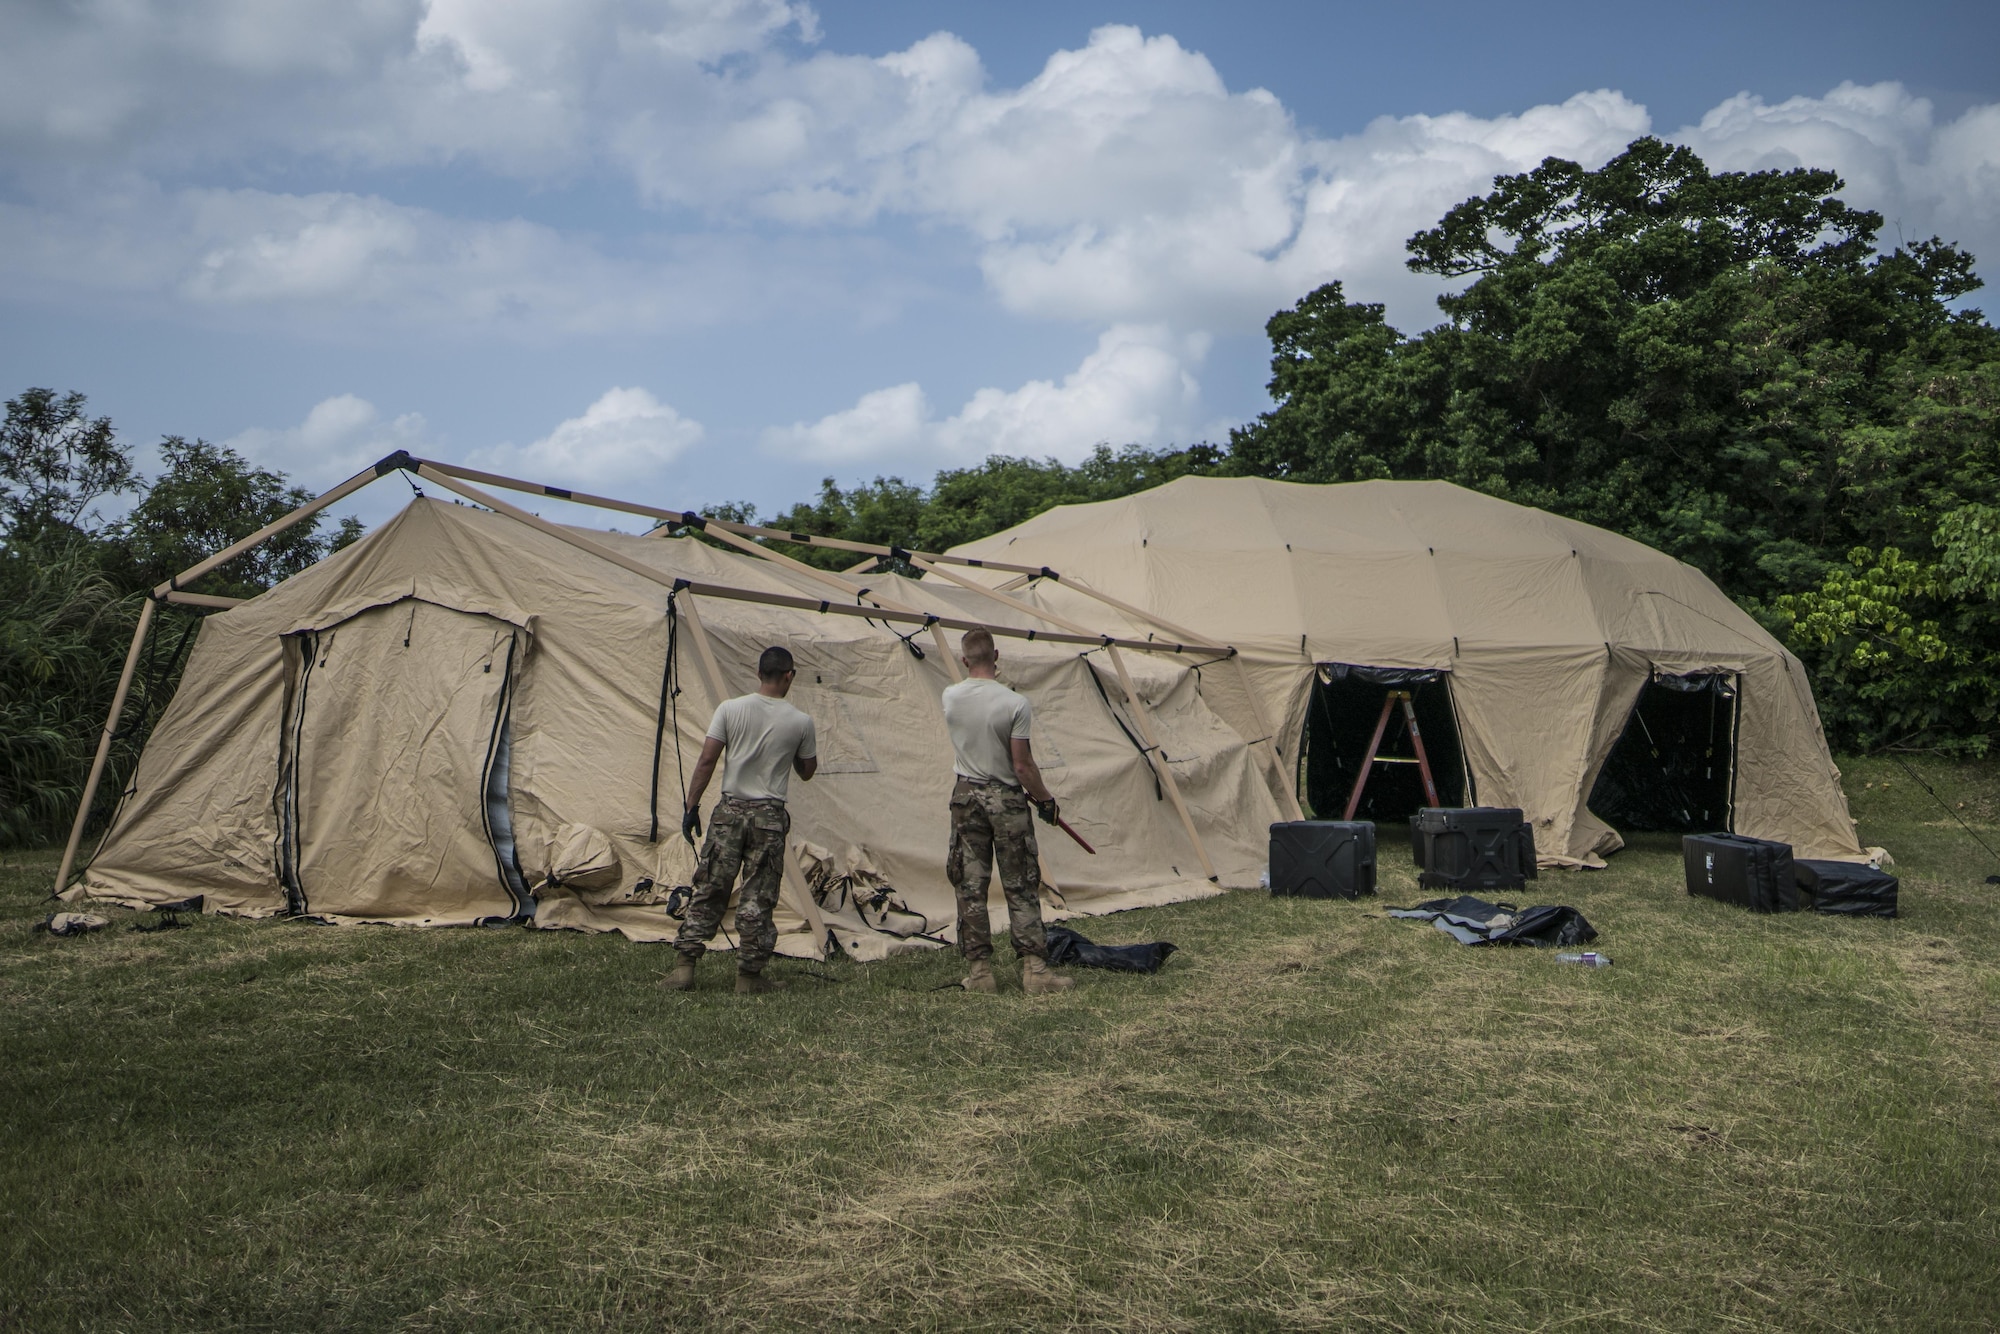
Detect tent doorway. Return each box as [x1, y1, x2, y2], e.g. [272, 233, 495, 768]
[1588, 670, 1738, 832]
[1300, 665, 1468, 822]
[277, 600, 532, 923]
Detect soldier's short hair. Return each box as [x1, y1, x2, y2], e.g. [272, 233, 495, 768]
[758, 646, 796, 681]
[960, 628, 997, 666]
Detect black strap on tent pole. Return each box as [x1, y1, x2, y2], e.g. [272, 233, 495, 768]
[855, 589, 928, 660]
[649, 594, 686, 843]
[1082, 654, 1162, 801]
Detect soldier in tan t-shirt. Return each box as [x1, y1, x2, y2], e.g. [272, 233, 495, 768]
[940, 628, 1074, 996]
[663, 646, 817, 995]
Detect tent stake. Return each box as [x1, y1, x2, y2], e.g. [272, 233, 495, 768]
[54, 597, 157, 898]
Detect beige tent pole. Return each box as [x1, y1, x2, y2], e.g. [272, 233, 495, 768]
[903, 554, 1219, 881]
[163, 590, 243, 610]
[152, 460, 386, 598]
[685, 513, 964, 683]
[906, 553, 1232, 653]
[53, 598, 158, 897]
[411, 465, 1180, 653]
[417, 458, 1053, 576]
[674, 592, 727, 705]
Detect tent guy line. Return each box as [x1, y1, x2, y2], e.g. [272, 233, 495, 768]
[56, 449, 1244, 899]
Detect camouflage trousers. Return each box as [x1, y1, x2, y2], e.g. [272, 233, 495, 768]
[947, 777, 1047, 961]
[676, 796, 789, 972]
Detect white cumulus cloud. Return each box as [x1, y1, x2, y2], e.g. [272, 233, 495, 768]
[765, 325, 1207, 464]
[472, 387, 704, 488]
[226, 393, 432, 490]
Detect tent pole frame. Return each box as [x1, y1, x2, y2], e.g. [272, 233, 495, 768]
[57, 454, 393, 899]
[674, 508, 964, 683]
[674, 592, 727, 705]
[61, 449, 1254, 901]
[53, 598, 157, 898]
[409, 466, 1196, 655]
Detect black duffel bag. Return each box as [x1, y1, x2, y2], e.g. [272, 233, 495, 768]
[1795, 859, 1899, 918]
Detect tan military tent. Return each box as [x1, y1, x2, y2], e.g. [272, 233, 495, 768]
[60, 460, 1863, 952]
[65, 466, 1282, 958]
[950, 476, 1863, 865]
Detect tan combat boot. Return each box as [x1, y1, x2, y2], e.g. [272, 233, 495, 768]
[662, 957, 697, 990]
[961, 959, 998, 994]
[1021, 956, 1075, 995]
[736, 970, 784, 995]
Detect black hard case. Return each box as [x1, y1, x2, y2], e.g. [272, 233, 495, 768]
[1270, 821, 1377, 899]
[1411, 807, 1537, 892]
[1795, 859, 1899, 918]
[1683, 832, 1800, 912]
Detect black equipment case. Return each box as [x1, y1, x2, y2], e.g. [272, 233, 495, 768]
[1683, 832, 1800, 912]
[1411, 807, 1537, 892]
[1270, 821, 1377, 899]
[1795, 859, 1899, 918]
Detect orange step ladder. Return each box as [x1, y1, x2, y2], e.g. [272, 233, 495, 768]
[1341, 689, 1441, 820]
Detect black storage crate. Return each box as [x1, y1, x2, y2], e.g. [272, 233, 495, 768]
[1270, 821, 1376, 899]
[1683, 832, 1800, 912]
[1796, 859, 1899, 918]
[1412, 807, 1537, 892]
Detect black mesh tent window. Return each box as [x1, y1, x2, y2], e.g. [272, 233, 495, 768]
[1588, 670, 1740, 834]
[1299, 664, 1469, 822]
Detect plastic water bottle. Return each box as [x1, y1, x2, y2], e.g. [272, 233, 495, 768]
[1555, 951, 1612, 967]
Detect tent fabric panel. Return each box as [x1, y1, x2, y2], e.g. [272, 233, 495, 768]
[286, 601, 521, 924]
[1414, 644, 1611, 866]
[1731, 652, 1862, 859]
[1566, 648, 1657, 862]
[79, 611, 290, 916]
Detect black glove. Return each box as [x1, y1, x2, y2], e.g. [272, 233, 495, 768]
[1033, 797, 1059, 826]
[682, 806, 703, 846]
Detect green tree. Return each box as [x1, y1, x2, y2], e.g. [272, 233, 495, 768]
[0, 393, 361, 847]
[761, 444, 1226, 573]
[0, 388, 137, 539]
[1230, 137, 2000, 748]
[120, 437, 361, 598]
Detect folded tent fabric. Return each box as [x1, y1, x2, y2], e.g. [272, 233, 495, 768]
[1386, 895, 1598, 947]
[1044, 925, 1177, 973]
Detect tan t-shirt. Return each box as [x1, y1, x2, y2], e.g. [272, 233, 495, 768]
[707, 693, 817, 801]
[942, 676, 1032, 786]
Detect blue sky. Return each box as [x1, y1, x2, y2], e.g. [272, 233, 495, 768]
[2, 0, 1996, 530]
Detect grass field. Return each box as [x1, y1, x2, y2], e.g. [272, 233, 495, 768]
[4, 755, 1998, 1331]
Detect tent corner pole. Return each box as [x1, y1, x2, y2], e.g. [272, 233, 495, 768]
[1237, 657, 1304, 822]
[930, 624, 965, 681]
[53, 597, 158, 898]
[675, 592, 728, 706]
